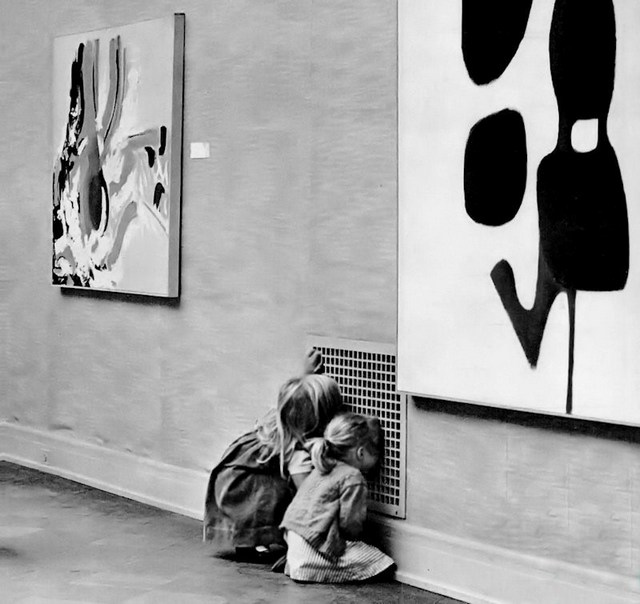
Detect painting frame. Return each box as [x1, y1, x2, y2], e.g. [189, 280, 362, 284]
[51, 14, 185, 298]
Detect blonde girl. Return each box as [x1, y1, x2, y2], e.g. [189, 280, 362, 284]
[280, 412, 395, 583]
[203, 358, 343, 560]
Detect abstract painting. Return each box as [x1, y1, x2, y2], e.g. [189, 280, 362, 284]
[398, 0, 640, 425]
[52, 15, 184, 297]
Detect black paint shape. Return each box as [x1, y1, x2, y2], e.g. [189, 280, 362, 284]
[145, 147, 156, 168]
[69, 44, 85, 136]
[52, 46, 86, 208]
[52, 210, 63, 240]
[491, 256, 577, 414]
[462, 0, 533, 85]
[103, 37, 122, 142]
[76, 42, 109, 235]
[464, 109, 527, 226]
[87, 172, 108, 231]
[153, 182, 165, 209]
[52, 40, 113, 287]
[538, 143, 629, 291]
[540, 0, 628, 292]
[491, 255, 561, 368]
[159, 126, 167, 156]
[550, 0, 616, 121]
[490, 0, 628, 414]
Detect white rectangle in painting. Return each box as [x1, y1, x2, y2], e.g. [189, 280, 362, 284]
[398, 0, 640, 425]
[52, 14, 184, 297]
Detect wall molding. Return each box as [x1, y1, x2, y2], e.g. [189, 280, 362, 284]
[2, 421, 638, 604]
[0, 422, 207, 520]
[376, 517, 640, 604]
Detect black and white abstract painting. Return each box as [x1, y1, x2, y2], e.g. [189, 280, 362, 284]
[52, 15, 184, 297]
[398, 0, 640, 424]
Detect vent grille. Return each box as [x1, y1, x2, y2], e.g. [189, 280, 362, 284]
[308, 336, 406, 518]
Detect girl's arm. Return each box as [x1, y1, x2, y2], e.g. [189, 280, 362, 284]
[288, 448, 312, 489]
[338, 482, 368, 540]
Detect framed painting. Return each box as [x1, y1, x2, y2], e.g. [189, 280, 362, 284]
[52, 14, 185, 297]
[398, 0, 640, 425]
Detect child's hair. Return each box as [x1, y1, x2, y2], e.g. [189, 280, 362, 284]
[256, 374, 344, 476]
[310, 412, 382, 475]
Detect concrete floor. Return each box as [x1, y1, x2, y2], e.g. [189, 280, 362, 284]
[1, 461, 464, 604]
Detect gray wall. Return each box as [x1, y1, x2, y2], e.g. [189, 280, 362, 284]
[2, 0, 638, 586]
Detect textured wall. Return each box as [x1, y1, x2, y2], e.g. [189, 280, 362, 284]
[1, 0, 397, 471]
[2, 0, 318, 468]
[306, 1, 397, 343]
[1, 0, 639, 586]
[407, 405, 640, 579]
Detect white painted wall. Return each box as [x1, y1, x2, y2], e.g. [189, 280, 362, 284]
[2, 1, 639, 602]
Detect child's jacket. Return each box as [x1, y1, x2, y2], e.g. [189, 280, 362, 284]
[203, 430, 295, 547]
[280, 461, 367, 560]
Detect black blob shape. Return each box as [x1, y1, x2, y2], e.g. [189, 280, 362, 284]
[68, 44, 86, 135]
[464, 109, 527, 226]
[550, 0, 616, 121]
[540, 0, 628, 291]
[159, 126, 167, 156]
[537, 143, 628, 291]
[153, 182, 165, 209]
[145, 146, 156, 167]
[71, 274, 85, 287]
[87, 173, 107, 231]
[52, 208, 64, 240]
[462, 0, 533, 85]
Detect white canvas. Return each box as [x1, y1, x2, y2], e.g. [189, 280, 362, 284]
[398, 0, 640, 425]
[52, 15, 184, 297]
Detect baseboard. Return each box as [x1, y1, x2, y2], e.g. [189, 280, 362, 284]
[2, 421, 638, 604]
[0, 422, 208, 520]
[375, 516, 640, 604]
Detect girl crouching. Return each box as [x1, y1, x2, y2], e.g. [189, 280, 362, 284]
[280, 412, 395, 582]
[204, 365, 342, 559]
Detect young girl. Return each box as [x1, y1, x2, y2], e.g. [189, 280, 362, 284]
[280, 412, 395, 583]
[203, 355, 342, 559]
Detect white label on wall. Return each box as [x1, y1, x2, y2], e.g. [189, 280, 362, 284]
[190, 142, 210, 159]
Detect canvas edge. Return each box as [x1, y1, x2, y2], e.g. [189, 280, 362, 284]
[167, 13, 186, 299]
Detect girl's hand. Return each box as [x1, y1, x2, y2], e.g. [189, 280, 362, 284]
[303, 348, 324, 374]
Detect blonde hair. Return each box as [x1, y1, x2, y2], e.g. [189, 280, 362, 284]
[256, 374, 343, 476]
[310, 412, 382, 475]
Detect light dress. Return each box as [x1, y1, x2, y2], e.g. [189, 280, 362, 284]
[281, 461, 394, 583]
[285, 530, 393, 583]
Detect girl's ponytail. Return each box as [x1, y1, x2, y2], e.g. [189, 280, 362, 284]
[309, 437, 338, 475]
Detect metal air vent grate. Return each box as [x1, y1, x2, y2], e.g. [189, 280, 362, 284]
[307, 336, 406, 518]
